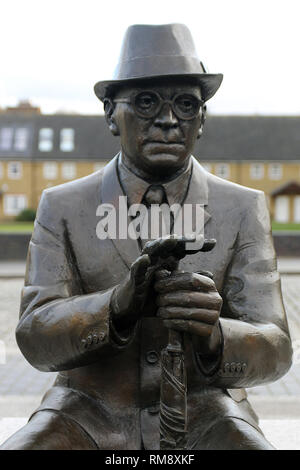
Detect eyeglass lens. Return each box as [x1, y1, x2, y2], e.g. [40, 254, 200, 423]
[134, 91, 201, 120]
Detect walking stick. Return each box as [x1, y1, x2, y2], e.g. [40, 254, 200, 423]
[159, 237, 216, 450]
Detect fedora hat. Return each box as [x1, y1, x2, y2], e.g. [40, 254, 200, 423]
[94, 23, 223, 102]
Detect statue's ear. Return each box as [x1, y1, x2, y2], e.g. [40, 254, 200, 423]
[197, 103, 207, 139]
[104, 98, 120, 136]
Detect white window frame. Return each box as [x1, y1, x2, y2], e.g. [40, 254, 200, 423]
[0, 162, 3, 179]
[61, 162, 76, 180]
[0, 127, 13, 150]
[250, 163, 264, 180]
[7, 162, 22, 179]
[14, 128, 28, 151]
[3, 194, 27, 216]
[274, 196, 289, 223]
[43, 162, 58, 180]
[269, 163, 282, 180]
[38, 128, 53, 152]
[294, 196, 300, 223]
[60, 128, 75, 152]
[215, 163, 230, 179]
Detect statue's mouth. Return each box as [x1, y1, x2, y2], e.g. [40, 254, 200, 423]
[144, 141, 185, 146]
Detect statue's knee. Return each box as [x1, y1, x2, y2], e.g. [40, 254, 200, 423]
[200, 417, 275, 450]
[1, 410, 97, 450]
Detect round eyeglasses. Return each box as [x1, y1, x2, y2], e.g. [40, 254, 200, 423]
[113, 90, 204, 120]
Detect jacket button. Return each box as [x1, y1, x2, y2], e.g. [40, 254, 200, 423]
[87, 335, 93, 345]
[93, 334, 99, 344]
[146, 350, 159, 364]
[99, 332, 106, 341]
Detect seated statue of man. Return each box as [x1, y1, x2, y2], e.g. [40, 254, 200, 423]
[1, 23, 292, 450]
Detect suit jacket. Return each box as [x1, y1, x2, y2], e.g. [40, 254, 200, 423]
[16, 154, 292, 449]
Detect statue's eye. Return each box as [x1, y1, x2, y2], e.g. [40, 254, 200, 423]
[175, 94, 199, 117]
[135, 92, 158, 112]
[182, 99, 193, 110]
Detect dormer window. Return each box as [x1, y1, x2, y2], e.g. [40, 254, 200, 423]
[0, 127, 13, 150]
[60, 128, 74, 152]
[14, 128, 29, 151]
[39, 128, 53, 152]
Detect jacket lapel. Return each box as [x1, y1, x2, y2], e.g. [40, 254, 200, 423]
[101, 153, 141, 270]
[174, 156, 211, 234]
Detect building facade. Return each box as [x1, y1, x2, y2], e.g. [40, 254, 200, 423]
[0, 111, 299, 222]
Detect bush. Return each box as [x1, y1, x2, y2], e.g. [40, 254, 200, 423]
[15, 208, 36, 222]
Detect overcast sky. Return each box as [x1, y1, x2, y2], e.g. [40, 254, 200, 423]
[1, 0, 299, 115]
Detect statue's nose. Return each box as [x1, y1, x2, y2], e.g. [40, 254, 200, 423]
[154, 103, 179, 129]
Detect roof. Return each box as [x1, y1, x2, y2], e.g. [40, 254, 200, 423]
[195, 116, 300, 161]
[0, 114, 299, 162]
[271, 181, 300, 196]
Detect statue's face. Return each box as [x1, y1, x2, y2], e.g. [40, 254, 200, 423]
[109, 78, 204, 177]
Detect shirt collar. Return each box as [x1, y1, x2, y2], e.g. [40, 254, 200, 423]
[118, 154, 192, 207]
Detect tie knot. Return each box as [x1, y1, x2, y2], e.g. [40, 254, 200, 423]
[143, 185, 166, 206]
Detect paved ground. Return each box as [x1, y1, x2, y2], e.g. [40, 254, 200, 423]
[0, 269, 300, 447]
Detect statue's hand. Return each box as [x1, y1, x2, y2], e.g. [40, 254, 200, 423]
[111, 236, 180, 329]
[155, 271, 223, 355]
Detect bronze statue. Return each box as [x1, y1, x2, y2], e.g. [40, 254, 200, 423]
[1, 24, 292, 450]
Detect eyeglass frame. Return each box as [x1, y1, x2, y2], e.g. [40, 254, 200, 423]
[112, 90, 205, 121]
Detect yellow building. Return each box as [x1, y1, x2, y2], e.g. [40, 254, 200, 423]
[0, 112, 299, 222]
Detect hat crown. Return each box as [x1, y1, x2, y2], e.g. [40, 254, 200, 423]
[117, 23, 198, 63]
[113, 23, 205, 80]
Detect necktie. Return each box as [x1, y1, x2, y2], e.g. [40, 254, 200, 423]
[143, 185, 166, 206]
[139, 185, 172, 248]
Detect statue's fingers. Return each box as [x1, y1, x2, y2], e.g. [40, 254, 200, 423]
[142, 235, 178, 260]
[157, 306, 219, 325]
[155, 269, 171, 281]
[155, 272, 215, 293]
[157, 291, 222, 309]
[131, 254, 151, 285]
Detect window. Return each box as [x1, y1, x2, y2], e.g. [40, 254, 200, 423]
[274, 196, 289, 223]
[7, 162, 22, 179]
[39, 128, 53, 152]
[215, 164, 230, 179]
[14, 128, 28, 151]
[201, 163, 212, 173]
[294, 196, 300, 223]
[269, 163, 282, 180]
[60, 128, 74, 152]
[43, 162, 58, 180]
[250, 163, 264, 180]
[62, 162, 76, 180]
[0, 128, 13, 150]
[4, 195, 27, 215]
[0, 163, 3, 179]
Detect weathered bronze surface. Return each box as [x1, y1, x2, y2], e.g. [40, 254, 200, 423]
[1, 24, 292, 450]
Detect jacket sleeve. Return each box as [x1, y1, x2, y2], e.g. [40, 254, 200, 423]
[195, 191, 293, 388]
[16, 190, 135, 372]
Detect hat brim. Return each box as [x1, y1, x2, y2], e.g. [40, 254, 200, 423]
[94, 73, 223, 103]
